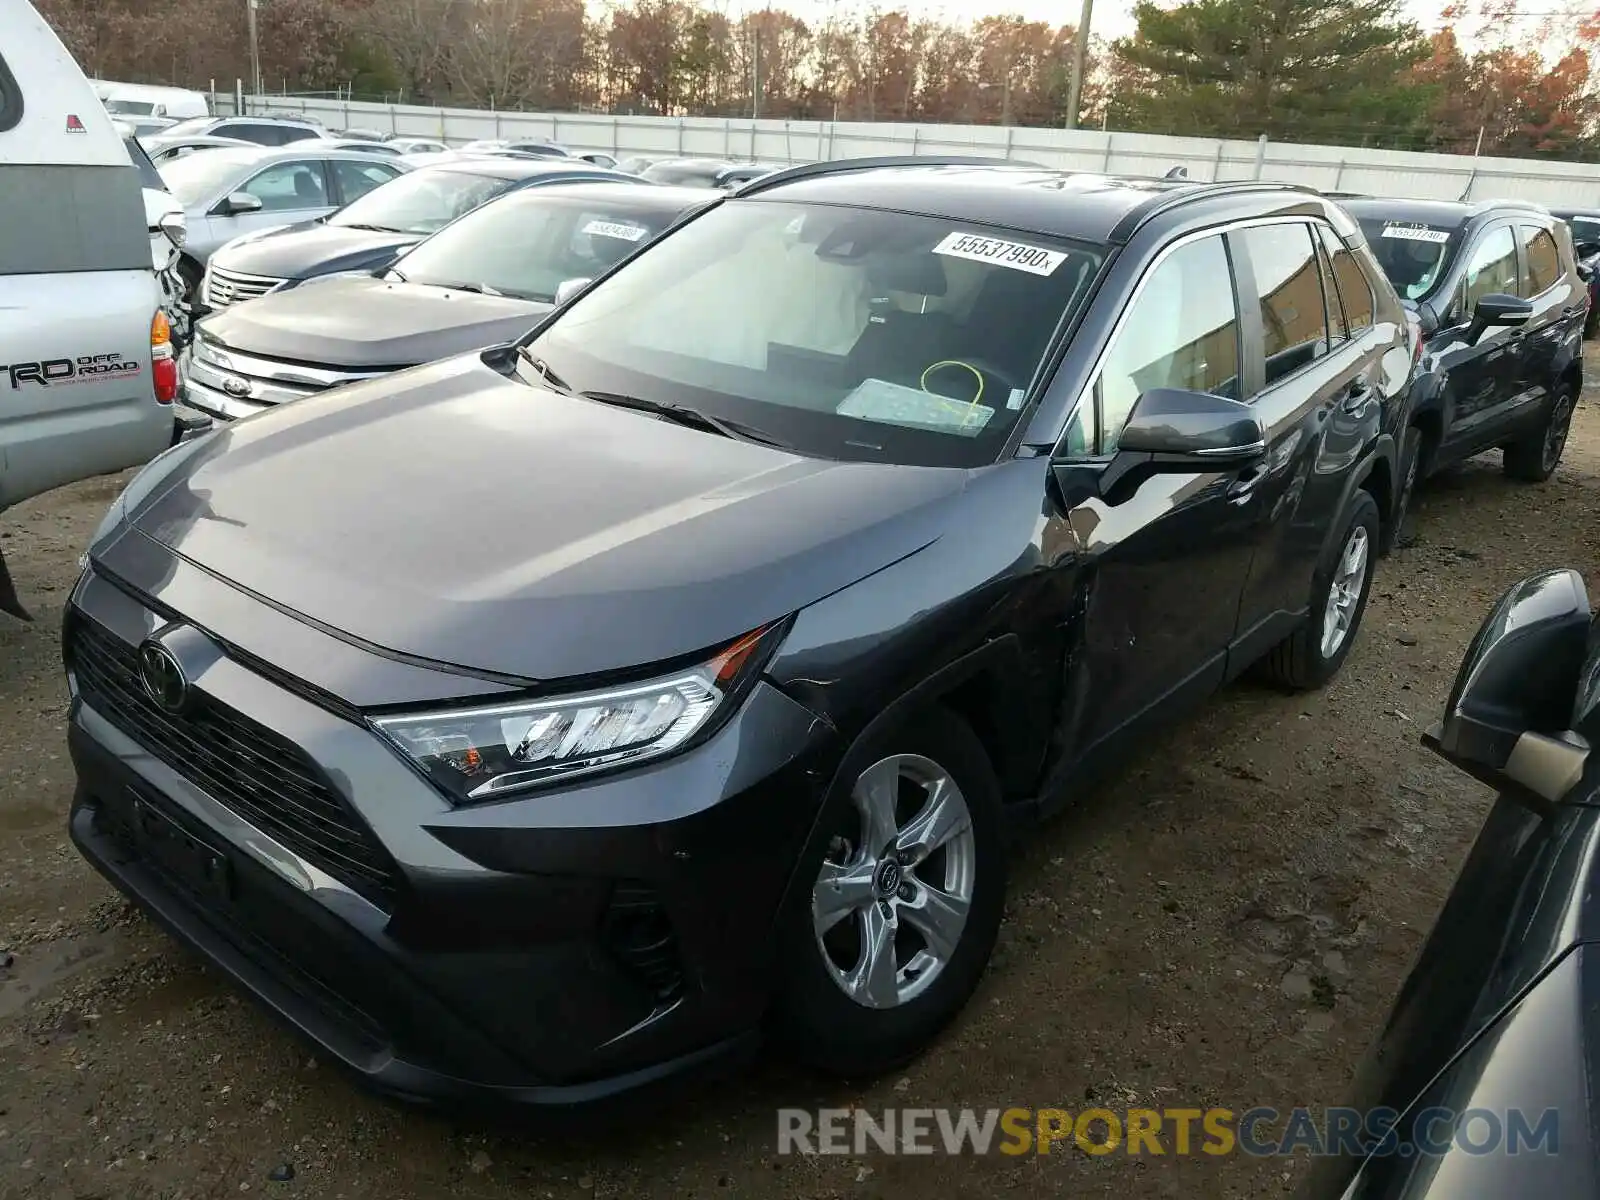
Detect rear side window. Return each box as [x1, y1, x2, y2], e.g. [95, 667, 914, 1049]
[1236, 223, 1331, 387]
[1089, 234, 1241, 455]
[0, 53, 20, 133]
[1317, 224, 1376, 334]
[331, 159, 400, 203]
[1518, 225, 1561, 295]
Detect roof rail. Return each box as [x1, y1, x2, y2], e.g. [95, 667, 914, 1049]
[731, 154, 1048, 197]
[1106, 180, 1314, 244]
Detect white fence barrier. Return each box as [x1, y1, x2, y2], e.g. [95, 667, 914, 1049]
[226, 93, 1600, 209]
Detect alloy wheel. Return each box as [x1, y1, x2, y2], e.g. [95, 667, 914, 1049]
[811, 754, 976, 1009]
[1320, 524, 1371, 660]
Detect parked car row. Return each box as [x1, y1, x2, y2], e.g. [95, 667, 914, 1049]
[13, 31, 1600, 1178]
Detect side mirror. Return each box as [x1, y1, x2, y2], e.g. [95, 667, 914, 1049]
[1423, 568, 1592, 813]
[554, 276, 592, 305]
[1096, 387, 1266, 500]
[1466, 292, 1532, 344]
[221, 191, 263, 216]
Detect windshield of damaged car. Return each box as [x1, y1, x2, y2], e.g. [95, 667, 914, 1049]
[1357, 217, 1463, 301]
[390, 190, 686, 302]
[515, 200, 1104, 467]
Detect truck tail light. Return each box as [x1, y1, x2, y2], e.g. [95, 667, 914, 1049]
[151, 310, 177, 405]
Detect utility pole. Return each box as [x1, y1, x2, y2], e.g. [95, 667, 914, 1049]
[246, 0, 262, 98]
[1064, 0, 1093, 129]
[751, 28, 761, 120]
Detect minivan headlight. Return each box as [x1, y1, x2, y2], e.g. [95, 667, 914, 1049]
[372, 624, 781, 803]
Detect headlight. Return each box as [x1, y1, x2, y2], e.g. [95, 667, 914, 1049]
[372, 624, 782, 803]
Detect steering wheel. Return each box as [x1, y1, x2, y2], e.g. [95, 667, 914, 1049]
[919, 358, 1025, 406]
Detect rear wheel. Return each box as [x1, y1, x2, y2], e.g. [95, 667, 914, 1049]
[1503, 383, 1577, 482]
[773, 707, 1005, 1077]
[1259, 490, 1379, 690]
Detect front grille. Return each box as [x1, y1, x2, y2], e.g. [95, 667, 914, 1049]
[185, 337, 394, 409]
[68, 614, 398, 907]
[203, 265, 284, 310]
[601, 882, 685, 1003]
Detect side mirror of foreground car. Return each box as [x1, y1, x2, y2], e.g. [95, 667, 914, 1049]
[1467, 291, 1533, 344]
[1095, 387, 1267, 501]
[1423, 568, 1593, 815]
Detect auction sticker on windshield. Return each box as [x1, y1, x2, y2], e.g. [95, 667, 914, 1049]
[582, 218, 648, 241]
[934, 231, 1066, 276]
[1381, 223, 1450, 244]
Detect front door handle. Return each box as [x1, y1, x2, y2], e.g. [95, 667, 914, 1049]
[1227, 462, 1268, 503]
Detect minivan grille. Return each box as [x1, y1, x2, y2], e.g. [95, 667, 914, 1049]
[203, 266, 284, 310]
[67, 614, 397, 906]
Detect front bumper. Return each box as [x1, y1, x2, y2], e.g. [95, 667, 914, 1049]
[64, 567, 841, 1110]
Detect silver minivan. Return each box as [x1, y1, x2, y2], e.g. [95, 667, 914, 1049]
[0, 0, 176, 619]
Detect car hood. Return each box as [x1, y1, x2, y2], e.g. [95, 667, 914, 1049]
[199, 276, 551, 369]
[215, 222, 422, 280]
[117, 354, 966, 682]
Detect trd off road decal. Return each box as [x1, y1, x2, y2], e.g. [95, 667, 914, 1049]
[0, 354, 143, 388]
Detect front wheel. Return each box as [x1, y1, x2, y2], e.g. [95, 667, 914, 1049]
[1503, 384, 1577, 483]
[773, 707, 1005, 1077]
[1259, 490, 1380, 691]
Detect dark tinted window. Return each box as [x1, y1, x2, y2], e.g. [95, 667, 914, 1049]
[1091, 234, 1240, 454]
[1567, 216, 1600, 247]
[1356, 218, 1456, 301]
[1518, 225, 1561, 295]
[278, 126, 321, 145]
[1464, 227, 1519, 307]
[1238, 223, 1330, 386]
[1314, 232, 1348, 342]
[1318, 224, 1376, 333]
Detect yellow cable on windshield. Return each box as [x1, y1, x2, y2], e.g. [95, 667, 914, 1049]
[920, 360, 986, 427]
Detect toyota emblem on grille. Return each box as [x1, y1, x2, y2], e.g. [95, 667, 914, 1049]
[138, 641, 189, 714]
[220, 375, 251, 399]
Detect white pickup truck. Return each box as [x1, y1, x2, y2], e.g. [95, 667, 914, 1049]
[0, 0, 178, 620]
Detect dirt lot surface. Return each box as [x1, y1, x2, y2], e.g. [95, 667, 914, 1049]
[4, 386, 1599, 1200]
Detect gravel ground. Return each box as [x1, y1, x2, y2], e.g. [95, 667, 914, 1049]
[3, 381, 1599, 1200]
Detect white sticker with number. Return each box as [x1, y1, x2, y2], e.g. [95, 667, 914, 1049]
[581, 218, 648, 241]
[933, 231, 1067, 275]
[1381, 224, 1450, 244]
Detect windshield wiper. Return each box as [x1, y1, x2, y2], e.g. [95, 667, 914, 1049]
[437, 280, 504, 297]
[516, 347, 572, 393]
[579, 390, 793, 451]
[337, 222, 402, 233]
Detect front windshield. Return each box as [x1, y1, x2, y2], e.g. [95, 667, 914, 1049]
[330, 169, 506, 234]
[159, 148, 259, 204]
[1357, 217, 1462, 301]
[642, 161, 725, 185]
[1566, 216, 1600, 247]
[518, 200, 1105, 467]
[106, 99, 156, 115]
[394, 191, 691, 301]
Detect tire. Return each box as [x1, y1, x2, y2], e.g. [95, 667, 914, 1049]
[1379, 423, 1422, 556]
[772, 706, 1006, 1078]
[1259, 489, 1380, 691]
[1503, 382, 1578, 483]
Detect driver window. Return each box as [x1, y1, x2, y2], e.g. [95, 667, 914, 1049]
[1093, 235, 1240, 455]
[1463, 227, 1519, 309]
